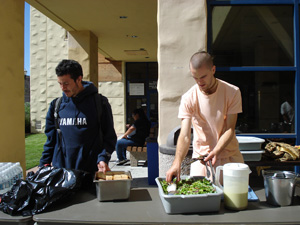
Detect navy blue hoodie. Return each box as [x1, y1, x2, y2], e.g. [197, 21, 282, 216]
[40, 81, 117, 173]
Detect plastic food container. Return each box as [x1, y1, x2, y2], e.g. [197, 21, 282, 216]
[241, 150, 265, 161]
[155, 176, 223, 214]
[93, 171, 132, 201]
[237, 136, 265, 150]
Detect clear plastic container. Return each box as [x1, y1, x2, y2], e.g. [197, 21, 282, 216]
[0, 162, 23, 194]
[216, 163, 251, 210]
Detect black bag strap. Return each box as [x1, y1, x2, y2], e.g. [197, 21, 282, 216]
[54, 97, 63, 143]
[94, 93, 103, 148]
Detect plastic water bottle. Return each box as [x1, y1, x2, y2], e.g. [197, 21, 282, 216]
[0, 162, 24, 194]
[2, 168, 11, 193]
[0, 173, 5, 194]
[11, 164, 18, 185]
[15, 162, 23, 180]
[0, 163, 9, 194]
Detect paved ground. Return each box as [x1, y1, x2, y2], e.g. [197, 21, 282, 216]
[108, 151, 151, 187]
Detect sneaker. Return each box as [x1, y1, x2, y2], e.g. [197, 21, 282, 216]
[116, 159, 129, 165]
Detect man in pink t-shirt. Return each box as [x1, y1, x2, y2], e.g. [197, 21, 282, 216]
[166, 51, 244, 182]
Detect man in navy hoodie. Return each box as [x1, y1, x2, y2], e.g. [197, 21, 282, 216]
[39, 59, 117, 177]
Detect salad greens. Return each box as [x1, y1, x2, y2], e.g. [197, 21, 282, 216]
[160, 177, 216, 195]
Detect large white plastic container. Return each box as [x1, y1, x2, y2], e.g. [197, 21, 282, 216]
[216, 163, 251, 210]
[241, 150, 265, 161]
[237, 136, 265, 150]
[155, 176, 223, 214]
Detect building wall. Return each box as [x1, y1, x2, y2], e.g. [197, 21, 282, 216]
[30, 7, 125, 134]
[0, 0, 26, 173]
[30, 6, 68, 133]
[99, 82, 125, 134]
[98, 55, 125, 134]
[157, 0, 207, 145]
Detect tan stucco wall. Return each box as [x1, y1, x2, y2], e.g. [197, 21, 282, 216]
[157, 0, 207, 145]
[30, 7, 125, 134]
[0, 0, 26, 172]
[68, 31, 98, 87]
[98, 54, 125, 133]
[30, 6, 68, 132]
[99, 81, 125, 134]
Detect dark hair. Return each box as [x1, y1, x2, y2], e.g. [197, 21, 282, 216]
[55, 59, 83, 82]
[190, 51, 214, 69]
[132, 108, 147, 120]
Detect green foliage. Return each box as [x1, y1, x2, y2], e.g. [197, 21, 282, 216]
[160, 177, 216, 195]
[25, 133, 47, 170]
[25, 102, 30, 133]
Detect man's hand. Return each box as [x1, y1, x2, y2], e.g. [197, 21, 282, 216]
[204, 150, 218, 165]
[97, 161, 111, 173]
[166, 118, 192, 183]
[166, 162, 181, 183]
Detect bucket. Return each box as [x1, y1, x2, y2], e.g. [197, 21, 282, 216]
[262, 170, 300, 206]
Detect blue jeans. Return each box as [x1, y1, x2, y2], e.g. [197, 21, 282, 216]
[116, 138, 135, 161]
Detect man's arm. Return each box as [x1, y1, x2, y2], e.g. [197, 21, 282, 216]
[97, 96, 117, 166]
[204, 113, 238, 165]
[166, 118, 192, 183]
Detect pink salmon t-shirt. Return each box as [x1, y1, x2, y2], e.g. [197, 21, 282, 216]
[178, 79, 244, 177]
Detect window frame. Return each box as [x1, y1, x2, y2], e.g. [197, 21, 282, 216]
[207, 0, 300, 145]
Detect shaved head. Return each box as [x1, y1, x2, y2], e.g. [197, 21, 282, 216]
[190, 51, 214, 69]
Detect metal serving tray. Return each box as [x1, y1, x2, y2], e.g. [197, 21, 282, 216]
[93, 171, 132, 202]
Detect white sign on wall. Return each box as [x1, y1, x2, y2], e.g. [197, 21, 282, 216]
[129, 83, 144, 96]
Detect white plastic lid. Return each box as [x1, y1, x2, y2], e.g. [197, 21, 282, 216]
[223, 163, 250, 177]
[236, 136, 265, 144]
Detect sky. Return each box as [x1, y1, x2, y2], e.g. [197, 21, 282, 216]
[24, 2, 30, 75]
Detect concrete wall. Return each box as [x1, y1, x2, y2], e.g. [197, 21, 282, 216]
[157, 0, 207, 145]
[0, 0, 26, 172]
[30, 7, 125, 134]
[99, 81, 125, 134]
[98, 55, 125, 134]
[68, 31, 98, 87]
[30, 6, 68, 133]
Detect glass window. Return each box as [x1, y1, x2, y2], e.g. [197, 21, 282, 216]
[148, 62, 158, 80]
[126, 98, 147, 124]
[211, 6, 294, 66]
[126, 62, 158, 124]
[215, 71, 295, 133]
[149, 92, 158, 123]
